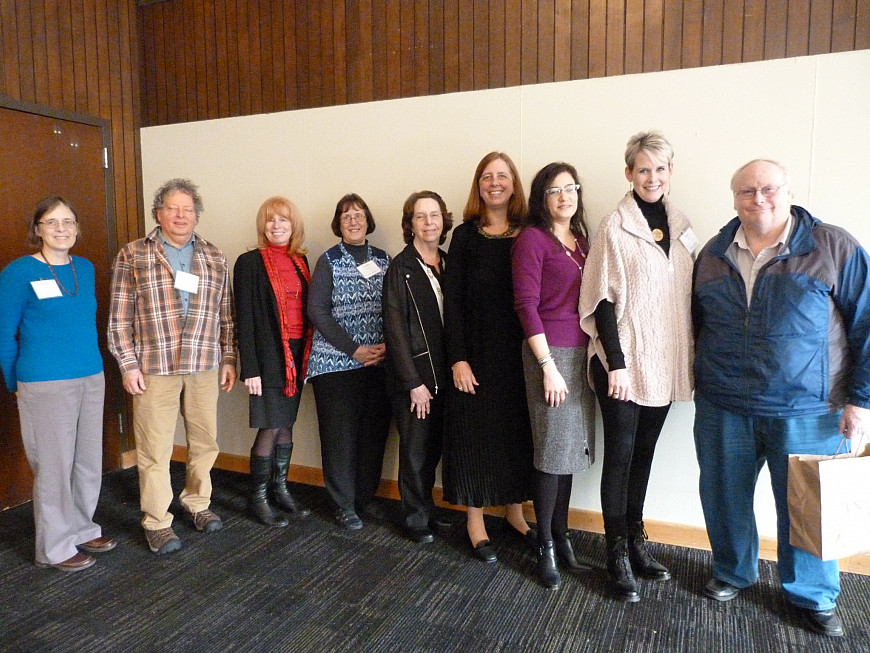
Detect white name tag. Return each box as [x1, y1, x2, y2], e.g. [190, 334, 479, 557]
[31, 279, 62, 299]
[357, 260, 381, 279]
[174, 270, 200, 294]
[679, 227, 700, 255]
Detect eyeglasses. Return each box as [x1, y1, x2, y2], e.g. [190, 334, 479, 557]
[161, 205, 197, 218]
[340, 213, 367, 224]
[544, 184, 580, 197]
[39, 218, 78, 229]
[412, 211, 443, 221]
[734, 184, 786, 200]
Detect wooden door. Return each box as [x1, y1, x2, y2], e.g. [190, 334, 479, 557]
[0, 99, 122, 510]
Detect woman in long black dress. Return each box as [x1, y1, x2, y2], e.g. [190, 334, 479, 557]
[442, 152, 535, 563]
[234, 196, 312, 528]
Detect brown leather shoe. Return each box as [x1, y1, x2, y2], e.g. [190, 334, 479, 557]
[36, 552, 95, 573]
[78, 535, 117, 553]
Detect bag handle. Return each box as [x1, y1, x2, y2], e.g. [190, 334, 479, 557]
[833, 431, 868, 458]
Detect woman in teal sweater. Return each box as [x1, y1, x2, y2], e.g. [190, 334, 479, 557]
[0, 197, 114, 573]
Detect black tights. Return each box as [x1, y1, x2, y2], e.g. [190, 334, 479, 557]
[533, 469, 573, 543]
[251, 427, 293, 457]
[591, 356, 670, 537]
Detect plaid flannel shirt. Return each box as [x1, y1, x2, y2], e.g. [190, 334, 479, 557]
[108, 227, 236, 376]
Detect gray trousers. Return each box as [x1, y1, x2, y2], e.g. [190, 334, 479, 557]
[17, 372, 105, 564]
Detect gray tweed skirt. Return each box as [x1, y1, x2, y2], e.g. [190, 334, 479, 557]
[521, 342, 596, 475]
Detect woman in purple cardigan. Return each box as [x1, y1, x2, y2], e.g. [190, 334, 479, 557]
[512, 162, 596, 590]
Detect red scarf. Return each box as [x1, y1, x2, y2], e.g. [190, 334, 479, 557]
[261, 247, 312, 396]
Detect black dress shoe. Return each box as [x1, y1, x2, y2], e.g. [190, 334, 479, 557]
[507, 523, 538, 551]
[429, 514, 457, 535]
[407, 527, 435, 544]
[797, 607, 844, 637]
[358, 501, 389, 521]
[335, 509, 363, 530]
[704, 578, 740, 602]
[472, 539, 497, 563]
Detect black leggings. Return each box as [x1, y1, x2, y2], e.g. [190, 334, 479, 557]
[590, 356, 670, 536]
[533, 469, 573, 543]
[251, 427, 293, 457]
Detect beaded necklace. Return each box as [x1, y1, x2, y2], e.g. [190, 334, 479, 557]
[478, 222, 517, 239]
[559, 237, 586, 272]
[40, 252, 78, 297]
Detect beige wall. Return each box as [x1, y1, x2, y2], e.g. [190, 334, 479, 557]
[140, 50, 870, 537]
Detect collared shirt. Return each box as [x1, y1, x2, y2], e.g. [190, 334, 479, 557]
[108, 226, 236, 376]
[159, 231, 195, 316]
[731, 214, 792, 306]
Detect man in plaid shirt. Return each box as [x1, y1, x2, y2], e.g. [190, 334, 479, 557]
[108, 178, 236, 555]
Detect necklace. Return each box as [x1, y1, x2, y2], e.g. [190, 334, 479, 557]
[478, 223, 517, 239]
[559, 236, 586, 272]
[284, 278, 301, 298]
[41, 252, 78, 296]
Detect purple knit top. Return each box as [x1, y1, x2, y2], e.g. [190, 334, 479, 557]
[511, 225, 589, 348]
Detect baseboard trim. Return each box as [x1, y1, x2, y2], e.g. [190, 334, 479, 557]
[135, 446, 868, 576]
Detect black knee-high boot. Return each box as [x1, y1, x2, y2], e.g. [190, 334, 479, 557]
[271, 443, 311, 518]
[250, 455, 289, 528]
[627, 521, 670, 580]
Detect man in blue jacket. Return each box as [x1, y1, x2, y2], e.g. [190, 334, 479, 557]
[692, 159, 870, 638]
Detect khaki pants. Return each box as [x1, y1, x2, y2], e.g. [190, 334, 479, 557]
[133, 368, 220, 530]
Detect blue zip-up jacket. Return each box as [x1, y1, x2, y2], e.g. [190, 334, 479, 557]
[692, 206, 870, 417]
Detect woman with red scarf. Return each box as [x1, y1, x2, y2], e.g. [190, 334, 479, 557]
[234, 196, 313, 527]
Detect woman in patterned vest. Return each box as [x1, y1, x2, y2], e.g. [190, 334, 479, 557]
[306, 194, 392, 530]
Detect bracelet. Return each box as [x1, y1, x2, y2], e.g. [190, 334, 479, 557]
[538, 354, 554, 368]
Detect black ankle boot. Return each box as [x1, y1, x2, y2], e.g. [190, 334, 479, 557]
[271, 444, 310, 518]
[537, 540, 561, 590]
[606, 535, 640, 602]
[628, 521, 671, 581]
[249, 455, 289, 528]
[553, 534, 592, 570]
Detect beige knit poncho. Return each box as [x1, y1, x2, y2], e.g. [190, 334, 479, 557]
[578, 192, 696, 407]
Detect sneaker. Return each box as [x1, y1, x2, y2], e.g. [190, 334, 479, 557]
[144, 527, 183, 555]
[188, 509, 223, 533]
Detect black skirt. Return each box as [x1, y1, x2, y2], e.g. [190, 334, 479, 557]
[248, 338, 305, 429]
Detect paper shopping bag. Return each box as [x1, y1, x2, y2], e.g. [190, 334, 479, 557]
[788, 439, 870, 561]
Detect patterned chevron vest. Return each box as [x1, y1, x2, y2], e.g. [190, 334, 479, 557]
[306, 242, 390, 380]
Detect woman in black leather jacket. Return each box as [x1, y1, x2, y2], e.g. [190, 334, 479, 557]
[383, 190, 453, 543]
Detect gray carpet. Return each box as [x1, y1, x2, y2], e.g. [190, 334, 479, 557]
[0, 464, 867, 652]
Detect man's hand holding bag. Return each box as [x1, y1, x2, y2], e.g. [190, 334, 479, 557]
[788, 436, 870, 561]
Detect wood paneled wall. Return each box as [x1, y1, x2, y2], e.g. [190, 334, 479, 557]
[0, 0, 144, 246]
[138, 0, 870, 127]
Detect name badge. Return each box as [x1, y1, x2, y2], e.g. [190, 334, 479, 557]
[679, 227, 700, 255]
[174, 270, 200, 294]
[357, 260, 381, 279]
[31, 279, 62, 299]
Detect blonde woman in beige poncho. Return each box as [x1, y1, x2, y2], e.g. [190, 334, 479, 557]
[579, 131, 697, 602]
